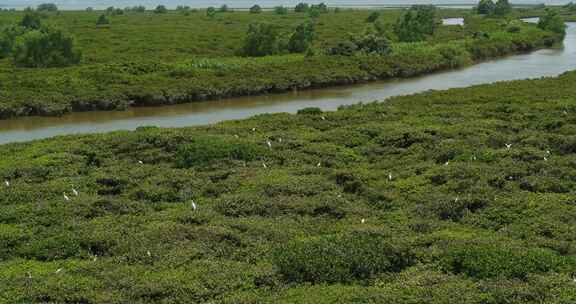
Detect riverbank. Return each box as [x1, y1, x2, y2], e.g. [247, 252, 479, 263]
[1, 68, 576, 302]
[0, 12, 563, 119]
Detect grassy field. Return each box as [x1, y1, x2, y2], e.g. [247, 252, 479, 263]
[0, 8, 567, 119]
[1, 66, 576, 302]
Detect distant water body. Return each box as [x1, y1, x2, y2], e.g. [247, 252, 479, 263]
[0, 0, 571, 10]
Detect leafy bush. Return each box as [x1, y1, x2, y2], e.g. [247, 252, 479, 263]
[274, 6, 288, 15]
[37, 3, 58, 12]
[12, 27, 82, 68]
[154, 5, 167, 14]
[176, 135, 267, 167]
[394, 5, 437, 42]
[242, 23, 282, 57]
[367, 11, 381, 23]
[538, 9, 566, 35]
[96, 14, 110, 26]
[274, 232, 413, 283]
[288, 22, 315, 53]
[249, 5, 262, 14]
[20, 11, 43, 30]
[295, 3, 310, 13]
[442, 243, 570, 279]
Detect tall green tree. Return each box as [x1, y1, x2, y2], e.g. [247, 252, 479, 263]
[295, 2, 309, 12]
[288, 22, 315, 53]
[37, 3, 58, 12]
[20, 11, 42, 30]
[242, 23, 281, 57]
[493, 0, 511, 16]
[12, 27, 81, 67]
[477, 0, 496, 14]
[394, 5, 437, 42]
[249, 5, 262, 13]
[538, 9, 566, 35]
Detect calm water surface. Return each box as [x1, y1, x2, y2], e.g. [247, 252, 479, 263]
[0, 21, 574, 145]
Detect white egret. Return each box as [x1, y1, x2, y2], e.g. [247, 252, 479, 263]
[278, 138, 283, 143]
[321, 116, 326, 120]
[444, 161, 450, 166]
[63, 193, 70, 201]
[266, 140, 272, 149]
[544, 157, 548, 162]
[361, 218, 366, 224]
[147, 250, 152, 257]
[317, 162, 322, 167]
[505, 143, 512, 149]
[138, 160, 144, 165]
[191, 200, 197, 211]
[72, 188, 79, 196]
[262, 163, 268, 169]
[4, 180, 9, 187]
[388, 173, 393, 181]
[251, 127, 257, 132]
[55, 268, 62, 274]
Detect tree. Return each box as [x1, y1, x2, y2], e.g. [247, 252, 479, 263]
[295, 2, 309, 13]
[493, 0, 511, 16]
[311, 3, 328, 13]
[86, 7, 94, 12]
[37, 3, 58, 12]
[288, 22, 315, 53]
[96, 14, 110, 26]
[353, 31, 391, 55]
[20, 11, 42, 30]
[250, 5, 262, 14]
[394, 5, 437, 42]
[106, 7, 115, 15]
[206, 7, 217, 17]
[476, 0, 495, 14]
[366, 11, 381, 23]
[308, 7, 321, 18]
[154, 5, 167, 14]
[242, 23, 281, 57]
[538, 9, 566, 35]
[0, 25, 26, 57]
[219, 5, 230, 12]
[12, 27, 82, 68]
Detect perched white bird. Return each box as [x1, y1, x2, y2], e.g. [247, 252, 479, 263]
[251, 127, 257, 132]
[234, 134, 239, 138]
[55, 268, 62, 274]
[361, 218, 366, 224]
[26, 272, 32, 279]
[191, 200, 197, 211]
[444, 161, 450, 166]
[388, 173, 393, 181]
[63, 193, 70, 201]
[147, 251, 152, 257]
[92, 255, 98, 262]
[72, 188, 79, 196]
[138, 160, 144, 165]
[505, 143, 512, 149]
[337, 194, 342, 198]
[546, 150, 551, 155]
[472, 155, 477, 161]
[544, 157, 548, 162]
[455, 197, 459, 202]
[262, 163, 268, 168]
[317, 162, 322, 167]
[321, 116, 326, 121]
[266, 140, 272, 149]
[4, 180, 9, 187]
[278, 138, 283, 143]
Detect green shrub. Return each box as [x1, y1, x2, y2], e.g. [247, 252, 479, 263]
[274, 232, 413, 283]
[242, 23, 282, 57]
[366, 11, 381, 23]
[176, 136, 267, 167]
[154, 5, 167, 14]
[288, 22, 315, 53]
[249, 5, 262, 14]
[96, 14, 110, 26]
[442, 243, 570, 279]
[12, 27, 82, 68]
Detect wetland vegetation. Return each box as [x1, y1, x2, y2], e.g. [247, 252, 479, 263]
[0, 2, 576, 303]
